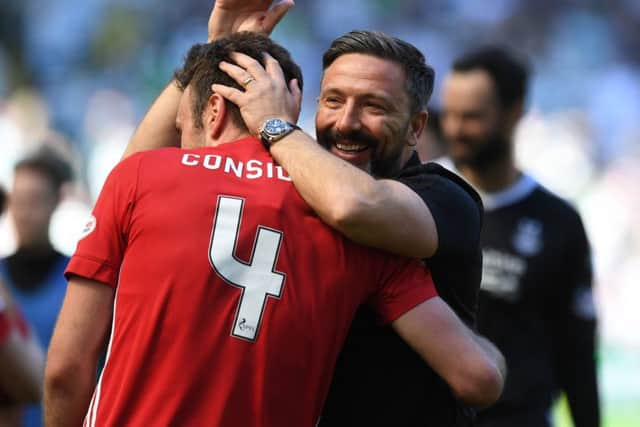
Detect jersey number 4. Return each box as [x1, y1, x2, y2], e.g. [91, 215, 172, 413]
[209, 196, 286, 341]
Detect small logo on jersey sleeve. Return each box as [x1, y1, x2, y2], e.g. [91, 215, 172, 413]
[80, 215, 97, 239]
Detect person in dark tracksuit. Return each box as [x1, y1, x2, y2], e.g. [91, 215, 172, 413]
[440, 46, 600, 427]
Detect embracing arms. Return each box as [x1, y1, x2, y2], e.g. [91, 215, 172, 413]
[122, 1, 439, 259]
[392, 296, 506, 407]
[213, 52, 438, 258]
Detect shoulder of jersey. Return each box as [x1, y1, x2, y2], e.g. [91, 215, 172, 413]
[425, 157, 483, 211]
[532, 184, 583, 222]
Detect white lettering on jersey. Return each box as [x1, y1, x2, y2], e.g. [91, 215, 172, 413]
[209, 196, 286, 341]
[181, 153, 289, 182]
[224, 157, 243, 177]
[246, 160, 263, 179]
[204, 154, 222, 170]
[481, 248, 526, 301]
[276, 166, 292, 182]
[181, 153, 200, 166]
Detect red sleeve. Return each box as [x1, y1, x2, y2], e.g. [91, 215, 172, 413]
[65, 154, 142, 288]
[368, 257, 438, 324]
[0, 298, 30, 345]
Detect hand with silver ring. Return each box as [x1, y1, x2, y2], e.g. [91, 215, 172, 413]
[213, 52, 302, 135]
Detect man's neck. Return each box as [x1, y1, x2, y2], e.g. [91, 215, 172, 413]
[17, 240, 55, 254]
[457, 156, 520, 193]
[210, 129, 254, 147]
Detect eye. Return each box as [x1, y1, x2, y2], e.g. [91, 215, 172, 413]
[364, 102, 387, 114]
[321, 95, 343, 108]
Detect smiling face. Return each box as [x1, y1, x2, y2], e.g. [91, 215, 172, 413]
[315, 53, 418, 177]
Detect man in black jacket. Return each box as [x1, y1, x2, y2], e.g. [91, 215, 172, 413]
[205, 7, 489, 426]
[440, 46, 600, 427]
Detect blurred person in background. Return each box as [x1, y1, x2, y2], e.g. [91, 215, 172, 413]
[44, 32, 505, 426]
[0, 184, 46, 427]
[440, 46, 599, 427]
[125, 1, 490, 426]
[0, 147, 72, 427]
[415, 109, 447, 163]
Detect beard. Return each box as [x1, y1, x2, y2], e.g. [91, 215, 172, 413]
[316, 127, 407, 178]
[370, 145, 405, 178]
[450, 131, 511, 172]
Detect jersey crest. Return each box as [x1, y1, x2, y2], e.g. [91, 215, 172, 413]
[512, 218, 543, 256]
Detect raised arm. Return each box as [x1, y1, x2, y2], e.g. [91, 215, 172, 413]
[208, 0, 294, 41]
[44, 277, 114, 427]
[213, 52, 438, 258]
[121, 0, 293, 159]
[392, 297, 506, 407]
[121, 81, 183, 159]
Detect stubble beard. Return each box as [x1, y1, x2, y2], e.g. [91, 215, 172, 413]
[369, 144, 405, 178]
[451, 132, 511, 174]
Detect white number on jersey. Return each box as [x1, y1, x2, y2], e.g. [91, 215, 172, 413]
[209, 196, 285, 341]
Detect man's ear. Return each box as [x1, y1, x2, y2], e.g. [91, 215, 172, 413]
[205, 92, 228, 140]
[407, 111, 428, 147]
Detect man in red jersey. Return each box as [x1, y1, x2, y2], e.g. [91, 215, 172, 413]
[44, 33, 504, 427]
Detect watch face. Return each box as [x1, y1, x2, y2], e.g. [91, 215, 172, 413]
[265, 118, 287, 135]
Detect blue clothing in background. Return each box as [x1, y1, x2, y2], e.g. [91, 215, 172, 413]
[0, 254, 69, 427]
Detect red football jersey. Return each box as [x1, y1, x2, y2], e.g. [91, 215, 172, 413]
[66, 137, 437, 427]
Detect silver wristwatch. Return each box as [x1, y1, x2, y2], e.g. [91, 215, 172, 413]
[259, 118, 300, 146]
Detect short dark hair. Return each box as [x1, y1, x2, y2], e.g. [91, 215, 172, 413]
[452, 46, 529, 109]
[322, 30, 435, 115]
[14, 146, 73, 194]
[174, 32, 303, 130]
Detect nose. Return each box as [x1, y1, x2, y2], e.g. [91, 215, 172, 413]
[335, 100, 362, 135]
[443, 114, 464, 141]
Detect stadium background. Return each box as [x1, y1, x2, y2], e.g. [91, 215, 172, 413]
[0, 0, 638, 425]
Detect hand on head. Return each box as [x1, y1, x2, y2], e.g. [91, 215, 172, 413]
[212, 52, 302, 136]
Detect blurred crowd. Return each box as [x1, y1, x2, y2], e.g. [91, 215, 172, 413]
[1, 0, 639, 425]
